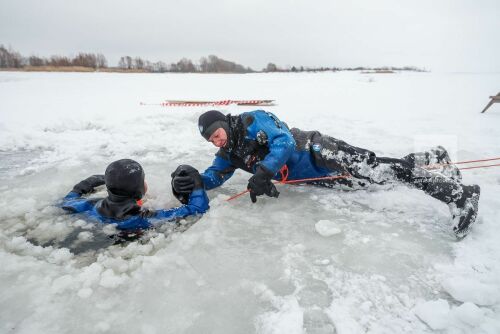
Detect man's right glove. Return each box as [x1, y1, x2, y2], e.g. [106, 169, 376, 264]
[247, 166, 280, 203]
[171, 165, 203, 204]
[72, 175, 105, 195]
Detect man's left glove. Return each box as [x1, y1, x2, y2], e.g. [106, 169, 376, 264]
[72, 175, 105, 195]
[247, 166, 280, 203]
[171, 165, 204, 204]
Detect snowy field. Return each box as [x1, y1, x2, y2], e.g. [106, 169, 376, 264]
[1, 71, 500, 334]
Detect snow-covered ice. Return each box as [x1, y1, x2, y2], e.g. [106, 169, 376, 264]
[1, 71, 500, 333]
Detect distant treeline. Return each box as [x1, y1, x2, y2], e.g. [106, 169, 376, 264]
[0, 44, 426, 73]
[264, 63, 426, 73]
[0, 45, 253, 73]
[0, 45, 107, 69]
[117, 55, 253, 73]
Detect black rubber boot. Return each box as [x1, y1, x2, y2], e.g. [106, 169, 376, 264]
[390, 161, 480, 238]
[450, 184, 480, 238]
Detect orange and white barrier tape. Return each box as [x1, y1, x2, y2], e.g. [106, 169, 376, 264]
[140, 99, 275, 107]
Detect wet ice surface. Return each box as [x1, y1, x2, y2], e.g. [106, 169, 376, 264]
[1, 72, 500, 333]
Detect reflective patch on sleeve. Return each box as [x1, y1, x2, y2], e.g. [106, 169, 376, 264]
[256, 130, 268, 145]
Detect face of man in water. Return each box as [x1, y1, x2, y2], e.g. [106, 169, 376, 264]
[136, 180, 148, 205]
[208, 128, 227, 148]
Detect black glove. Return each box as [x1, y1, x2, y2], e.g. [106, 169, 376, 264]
[247, 166, 280, 203]
[72, 175, 105, 195]
[171, 165, 203, 204]
[172, 173, 195, 194]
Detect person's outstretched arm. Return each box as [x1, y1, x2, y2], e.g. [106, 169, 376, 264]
[157, 165, 210, 222]
[113, 189, 210, 230]
[153, 189, 209, 220]
[200, 153, 236, 190]
[61, 175, 105, 213]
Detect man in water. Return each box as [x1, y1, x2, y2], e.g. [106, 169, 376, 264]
[62, 159, 208, 230]
[172, 110, 479, 238]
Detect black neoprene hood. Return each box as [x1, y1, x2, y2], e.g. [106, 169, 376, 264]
[198, 110, 228, 140]
[104, 159, 145, 200]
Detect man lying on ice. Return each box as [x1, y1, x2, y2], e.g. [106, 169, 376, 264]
[171, 110, 480, 238]
[61, 159, 209, 230]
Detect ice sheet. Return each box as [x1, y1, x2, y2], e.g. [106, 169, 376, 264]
[1, 71, 499, 333]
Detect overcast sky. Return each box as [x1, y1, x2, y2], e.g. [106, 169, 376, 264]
[1, 0, 499, 71]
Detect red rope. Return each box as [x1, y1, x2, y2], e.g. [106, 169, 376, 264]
[225, 173, 351, 202]
[226, 162, 500, 203]
[226, 156, 500, 202]
[424, 157, 500, 170]
[279, 165, 289, 183]
[453, 157, 500, 165]
[458, 163, 500, 171]
[225, 189, 251, 202]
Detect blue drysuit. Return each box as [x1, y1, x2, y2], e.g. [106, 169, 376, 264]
[201, 110, 345, 189]
[61, 189, 209, 230]
[198, 110, 480, 238]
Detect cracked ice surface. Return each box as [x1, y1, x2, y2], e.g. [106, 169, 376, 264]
[1, 71, 500, 333]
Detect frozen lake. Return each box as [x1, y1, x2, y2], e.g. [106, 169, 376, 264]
[1, 71, 500, 333]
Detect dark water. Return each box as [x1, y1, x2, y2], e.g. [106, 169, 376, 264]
[26, 216, 201, 257]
